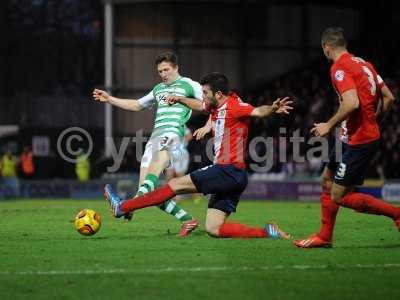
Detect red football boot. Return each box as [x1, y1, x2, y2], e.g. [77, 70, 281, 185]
[179, 219, 199, 237]
[294, 234, 332, 248]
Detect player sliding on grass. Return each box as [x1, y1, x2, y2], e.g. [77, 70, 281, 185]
[93, 52, 202, 236]
[104, 72, 293, 239]
[294, 27, 399, 248]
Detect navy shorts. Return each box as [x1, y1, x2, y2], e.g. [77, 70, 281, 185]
[190, 164, 248, 214]
[326, 139, 380, 187]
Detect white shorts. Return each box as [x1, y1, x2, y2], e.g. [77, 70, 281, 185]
[140, 132, 185, 169]
[172, 147, 190, 174]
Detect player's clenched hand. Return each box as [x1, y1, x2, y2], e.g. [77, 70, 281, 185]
[193, 126, 211, 140]
[311, 123, 331, 137]
[272, 97, 293, 114]
[93, 89, 110, 102]
[165, 95, 182, 105]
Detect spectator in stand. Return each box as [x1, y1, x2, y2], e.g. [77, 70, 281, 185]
[0, 150, 19, 198]
[20, 146, 35, 179]
[76, 153, 90, 182]
[1, 150, 17, 178]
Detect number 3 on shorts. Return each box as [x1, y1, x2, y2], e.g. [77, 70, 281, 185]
[336, 163, 346, 178]
[159, 136, 171, 151]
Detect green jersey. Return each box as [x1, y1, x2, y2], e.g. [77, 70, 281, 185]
[138, 76, 202, 139]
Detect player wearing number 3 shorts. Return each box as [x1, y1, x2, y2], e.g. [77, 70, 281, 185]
[93, 52, 202, 236]
[295, 27, 399, 248]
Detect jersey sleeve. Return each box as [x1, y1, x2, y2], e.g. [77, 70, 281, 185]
[191, 81, 203, 100]
[366, 62, 385, 89]
[376, 74, 385, 89]
[137, 91, 156, 109]
[230, 101, 255, 118]
[331, 67, 356, 95]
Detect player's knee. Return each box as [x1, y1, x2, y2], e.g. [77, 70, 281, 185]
[330, 190, 342, 204]
[321, 176, 332, 192]
[205, 222, 220, 237]
[168, 178, 182, 193]
[168, 177, 192, 195]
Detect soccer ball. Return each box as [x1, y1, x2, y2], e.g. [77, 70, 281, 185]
[74, 209, 101, 236]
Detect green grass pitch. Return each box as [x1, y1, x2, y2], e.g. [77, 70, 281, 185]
[0, 198, 399, 300]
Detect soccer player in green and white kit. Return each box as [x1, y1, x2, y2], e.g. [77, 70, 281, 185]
[93, 52, 201, 236]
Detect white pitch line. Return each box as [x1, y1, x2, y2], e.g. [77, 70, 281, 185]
[1, 264, 400, 276]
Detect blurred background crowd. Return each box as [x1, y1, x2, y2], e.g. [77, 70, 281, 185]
[0, 0, 399, 181]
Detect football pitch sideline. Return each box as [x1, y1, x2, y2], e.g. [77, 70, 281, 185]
[0, 199, 399, 300]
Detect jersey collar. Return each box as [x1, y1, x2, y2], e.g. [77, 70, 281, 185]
[337, 52, 352, 63]
[164, 75, 182, 86]
[216, 92, 236, 109]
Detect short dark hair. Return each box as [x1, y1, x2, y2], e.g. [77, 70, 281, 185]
[321, 27, 347, 48]
[200, 72, 230, 95]
[155, 51, 178, 66]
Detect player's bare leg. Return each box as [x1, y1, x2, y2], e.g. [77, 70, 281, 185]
[205, 209, 228, 237]
[139, 167, 149, 186]
[172, 168, 204, 204]
[164, 168, 175, 182]
[167, 174, 198, 194]
[174, 171, 187, 201]
[165, 168, 186, 201]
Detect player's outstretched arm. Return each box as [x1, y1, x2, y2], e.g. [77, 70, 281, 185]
[92, 89, 144, 112]
[376, 84, 396, 123]
[251, 97, 293, 118]
[166, 95, 203, 112]
[311, 89, 359, 137]
[193, 116, 212, 140]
